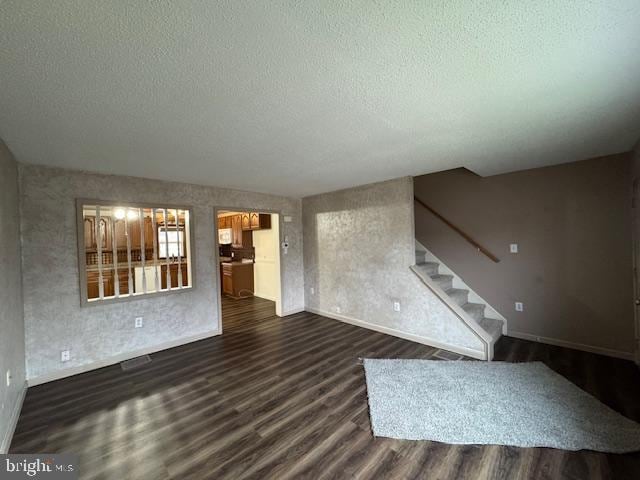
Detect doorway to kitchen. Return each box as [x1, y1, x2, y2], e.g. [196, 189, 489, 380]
[215, 209, 283, 331]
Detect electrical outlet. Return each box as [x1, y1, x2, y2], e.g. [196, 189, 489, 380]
[515, 302, 524, 312]
[510, 244, 519, 254]
[310, 287, 315, 295]
[335, 306, 341, 314]
[393, 301, 401, 312]
[6, 370, 11, 387]
[135, 317, 144, 328]
[61, 350, 70, 362]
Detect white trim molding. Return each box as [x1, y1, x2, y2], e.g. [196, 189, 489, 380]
[508, 331, 635, 361]
[27, 329, 221, 387]
[253, 292, 277, 302]
[306, 307, 485, 360]
[281, 307, 305, 317]
[1, 381, 27, 454]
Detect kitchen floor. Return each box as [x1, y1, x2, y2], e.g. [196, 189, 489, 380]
[222, 294, 276, 327]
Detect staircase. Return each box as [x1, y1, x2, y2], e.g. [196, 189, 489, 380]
[411, 244, 506, 360]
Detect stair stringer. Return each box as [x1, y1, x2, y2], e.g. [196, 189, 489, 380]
[410, 265, 493, 361]
[415, 240, 508, 335]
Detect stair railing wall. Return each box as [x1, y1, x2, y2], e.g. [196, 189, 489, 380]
[414, 196, 500, 263]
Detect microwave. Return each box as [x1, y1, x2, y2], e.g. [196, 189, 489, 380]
[218, 228, 233, 245]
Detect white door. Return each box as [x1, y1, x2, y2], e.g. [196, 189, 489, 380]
[633, 178, 640, 365]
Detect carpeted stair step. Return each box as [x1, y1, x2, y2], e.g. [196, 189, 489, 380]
[415, 250, 427, 264]
[445, 288, 469, 307]
[478, 317, 503, 341]
[462, 302, 485, 321]
[415, 261, 439, 276]
[431, 274, 453, 291]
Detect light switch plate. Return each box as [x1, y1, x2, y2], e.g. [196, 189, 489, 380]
[515, 302, 524, 312]
[510, 244, 519, 253]
[393, 301, 401, 312]
[135, 317, 143, 328]
[6, 370, 11, 387]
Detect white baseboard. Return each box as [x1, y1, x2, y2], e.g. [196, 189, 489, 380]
[305, 307, 485, 360]
[253, 292, 277, 302]
[282, 307, 305, 316]
[27, 329, 222, 387]
[1, 381, 27, 454]
[508, 331, 634, 361]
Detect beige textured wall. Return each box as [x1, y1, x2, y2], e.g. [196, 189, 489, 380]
[303, 177, 485, 357]
[0, 141, 25, 451]
[414, 153, 634, 356]
[20, 165, 304, 382]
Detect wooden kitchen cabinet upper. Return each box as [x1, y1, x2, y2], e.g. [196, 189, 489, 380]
[218, 215, 231, 229]
[241, 213, 251, 230]
[242, 213, 271, 231]
[231, 214, 243, 247]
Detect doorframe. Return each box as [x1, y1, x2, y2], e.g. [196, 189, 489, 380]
[213, 206, 285, 334]
[632, 177, 640, 366]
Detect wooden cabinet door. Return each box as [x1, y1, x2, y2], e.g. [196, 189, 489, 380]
[87, 270, 115, 299]
[115, 220, 127, 249]
[84, 218, 95, 249]
[87, 271, 99, 299]
[250, 212, 260, 229]
[231, 215, 243, 247]
[247, 213, 271, 230]
[241, 213, 251, 231]
[144, 217, 154, 249]
[129, 218, 141, 249]
[84, 217, 112, 249]
[258, 213, 271, 230]
[118, 268, 130, 295]
[98, 218, 110, 249]
[222, 271, 233, 295]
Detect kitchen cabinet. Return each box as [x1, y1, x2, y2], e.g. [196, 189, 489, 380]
[218, 215, 231, 229]
[221, 262, 254, 298]
[127, 216, 154, 249]
[87, 262, 187, 299]
[241, 212, 271, 231]
[83, 216, 110, 251]
[86, 268, 130, 298]
[161, 263, 189, 289]
[231, 214, 243, 247]
[241, 213, 251, 230]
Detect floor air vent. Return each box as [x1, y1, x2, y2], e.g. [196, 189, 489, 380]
[121, 355, 152, 371]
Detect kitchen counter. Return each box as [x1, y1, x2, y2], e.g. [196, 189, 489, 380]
[220, 260, 254, 266]
[220, 261, 254, 298]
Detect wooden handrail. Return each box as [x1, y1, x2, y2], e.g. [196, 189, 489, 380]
[414, 196, 500, 263]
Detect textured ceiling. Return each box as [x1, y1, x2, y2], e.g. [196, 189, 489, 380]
[1, 1, 640, 197]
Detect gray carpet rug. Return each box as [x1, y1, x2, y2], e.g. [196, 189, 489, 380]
[363, 359, 640, 453]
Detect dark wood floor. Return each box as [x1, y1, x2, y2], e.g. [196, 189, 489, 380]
[10, 296, 640, 479]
